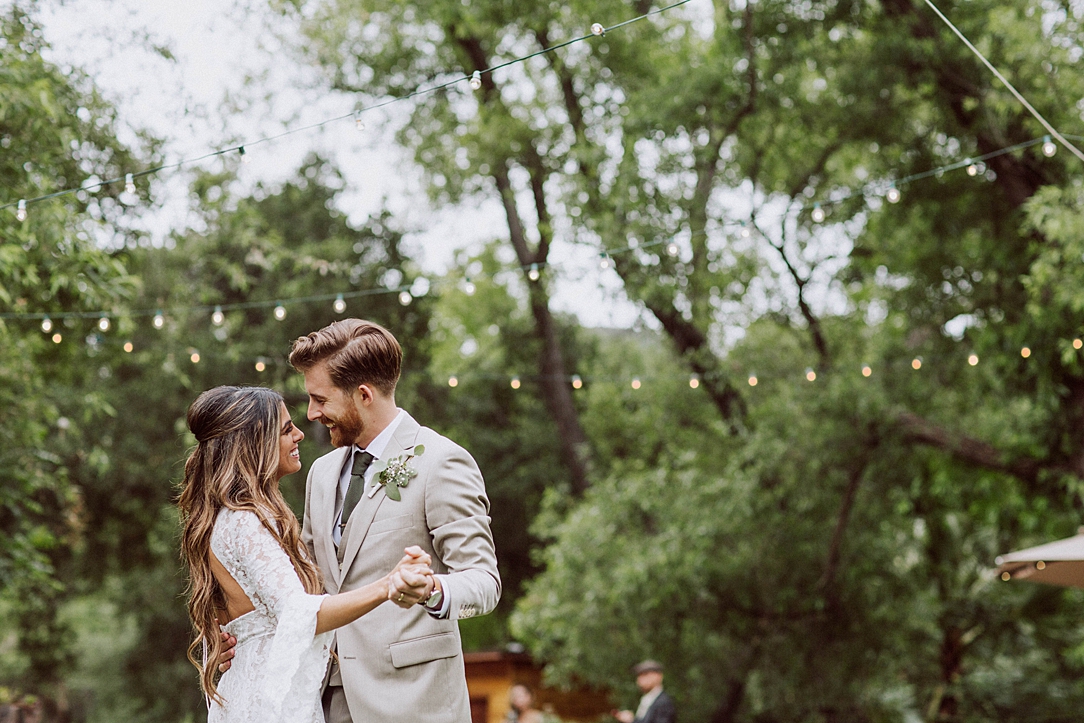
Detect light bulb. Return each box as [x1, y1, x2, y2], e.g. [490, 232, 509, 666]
[123, 342, 134, 353]
[966, 162, 978, 176]
[599, 253, 612, 270]
[212, 306, 225, 326]
[510, 376, 521, 389]
[886, 186, 901, 203]
[448, 376, 458, 388]
[1042, 136, 1057, 157]
[861, 365, 872, 377]
[912, 358, 922, 370]
[355, 114, 365, 131]
[631, 378, 641, 389]
[740, 223, 750, 238]
[469, 71, 482, 90]
[463, 279, 476, 296]
[747, 375, 757, 387]
[666, 242, 679, 257]
[273, 304, 287, 321]
[1074, 338, 1083, 350]
[398, 291, 412, 306]
[968, 353, 979, 366]
[1021, 346, 1031, 358]
[333, 294, 347, 314]
[52, 333, 62, 344]
[41, 316, 52, 333]
[528, 263, 540, 281]
[16, 200, 27, 222]
[239, 146, 249, 164]
[191, 351, 201, 364]
[98, 316, 110, 332]
[591, 22, 605, 35]
[805, 368, 816, 382]
[811, 204, 825, 223]
[571, 374, 583, 389]
[125, 173, 136, 194]
[153, 311, 164, 329]
[255, 360, 266, 372]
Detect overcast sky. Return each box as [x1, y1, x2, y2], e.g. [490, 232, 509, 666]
[34, 0, 641, 328]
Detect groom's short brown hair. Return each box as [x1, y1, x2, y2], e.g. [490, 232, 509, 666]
[289, 319, 402, 396]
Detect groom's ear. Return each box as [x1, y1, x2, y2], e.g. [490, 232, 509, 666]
[355, 383, 377, 405]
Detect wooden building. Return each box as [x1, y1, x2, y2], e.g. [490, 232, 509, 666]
[464, 651, 612, 723]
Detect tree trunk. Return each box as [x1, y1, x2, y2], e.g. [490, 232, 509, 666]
[493, 163, 592, 495]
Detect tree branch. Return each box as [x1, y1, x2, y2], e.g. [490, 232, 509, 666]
[817, 447, 876, 597]
[895, 410, 1067, 485]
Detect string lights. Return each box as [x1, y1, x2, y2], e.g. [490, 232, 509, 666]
[1, 0, 694, 218]
[1, 0, 1077, 407]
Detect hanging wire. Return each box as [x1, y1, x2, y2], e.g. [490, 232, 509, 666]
[0, 0, 696, 215]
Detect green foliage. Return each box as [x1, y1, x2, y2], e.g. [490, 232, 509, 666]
[274, 0, 1084, 720]
[0, 7, 153, 709]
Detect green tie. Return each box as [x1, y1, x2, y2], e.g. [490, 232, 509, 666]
[340, 450, 375, 531]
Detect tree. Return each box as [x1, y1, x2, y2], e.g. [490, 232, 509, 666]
[271, 0, 1084, 720]
[0, 7, 152, 717]
[282, 0, 602, 494]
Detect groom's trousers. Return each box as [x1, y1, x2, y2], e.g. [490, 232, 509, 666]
[321, 684, 351, 723]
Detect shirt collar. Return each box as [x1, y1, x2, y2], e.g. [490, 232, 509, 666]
[354, 408, 406, 461]
[640, 686, 663, 709]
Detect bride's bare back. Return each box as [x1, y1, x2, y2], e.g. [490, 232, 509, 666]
[209, 550, 256, 624]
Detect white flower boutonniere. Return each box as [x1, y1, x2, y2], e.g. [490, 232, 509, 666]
[370, 445, 425, 501]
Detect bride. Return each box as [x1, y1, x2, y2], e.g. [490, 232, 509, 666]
[177, 385, 431, 722]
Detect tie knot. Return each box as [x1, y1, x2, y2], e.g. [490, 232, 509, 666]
[351, 450, 375, 478]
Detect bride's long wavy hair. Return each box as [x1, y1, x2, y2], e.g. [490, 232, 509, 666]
[177, 386, 322, 702]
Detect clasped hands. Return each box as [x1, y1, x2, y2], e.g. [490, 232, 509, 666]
[216, 547, 437, 673]
[386, 545, 437, 608]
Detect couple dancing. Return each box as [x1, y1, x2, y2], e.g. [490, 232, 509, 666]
[177, 319, 501, 723]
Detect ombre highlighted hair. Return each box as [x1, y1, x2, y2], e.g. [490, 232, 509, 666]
[177, 386, 321, 703]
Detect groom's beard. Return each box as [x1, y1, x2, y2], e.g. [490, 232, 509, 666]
[325, 405, 364, 448]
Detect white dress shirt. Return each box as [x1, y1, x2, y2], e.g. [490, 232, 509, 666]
[635, 686, 663, 721]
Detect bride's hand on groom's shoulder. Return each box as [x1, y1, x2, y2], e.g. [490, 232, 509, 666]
[386, 546, 435, 608]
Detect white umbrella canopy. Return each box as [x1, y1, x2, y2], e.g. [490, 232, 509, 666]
[996, 529, 1084, 589]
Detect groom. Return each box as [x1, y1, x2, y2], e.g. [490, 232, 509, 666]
[221, 319, 500, 722]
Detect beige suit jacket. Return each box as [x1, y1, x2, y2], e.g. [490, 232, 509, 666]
[301, 412, 500, 722]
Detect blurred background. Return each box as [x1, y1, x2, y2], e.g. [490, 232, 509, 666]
[3, 0, 1084, 721]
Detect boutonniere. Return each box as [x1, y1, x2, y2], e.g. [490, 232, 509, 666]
[369, 445, 425, 501]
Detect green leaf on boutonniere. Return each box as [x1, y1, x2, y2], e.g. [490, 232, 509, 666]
[384, 483, 401, 501]
[412, 444, 425, 456]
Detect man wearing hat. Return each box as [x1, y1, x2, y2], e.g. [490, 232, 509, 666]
[613, 660, 676, 723]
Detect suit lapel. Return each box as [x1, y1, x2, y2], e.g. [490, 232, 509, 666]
[337, 413, 422, 576]
[318, 447, 352, 590]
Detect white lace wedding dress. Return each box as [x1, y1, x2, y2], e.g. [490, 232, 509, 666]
[209, 508, 332, 723]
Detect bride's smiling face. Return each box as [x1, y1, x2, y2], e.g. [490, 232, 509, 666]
[275, 402, 305, 480]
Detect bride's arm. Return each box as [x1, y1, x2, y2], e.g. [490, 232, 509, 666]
[314, 550, 431, 634]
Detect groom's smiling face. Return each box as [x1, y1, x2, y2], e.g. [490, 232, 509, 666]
[303, 361, 365, 448]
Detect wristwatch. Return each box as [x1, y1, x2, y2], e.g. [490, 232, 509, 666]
[421, 586, 443, 611]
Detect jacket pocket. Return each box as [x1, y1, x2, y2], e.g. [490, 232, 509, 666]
[388, 631, 459, 669]
[369, 513, 414, 536]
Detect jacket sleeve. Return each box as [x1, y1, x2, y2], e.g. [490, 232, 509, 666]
[424, 442, 501, 620]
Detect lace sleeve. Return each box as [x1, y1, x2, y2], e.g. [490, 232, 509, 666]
[213, 509, 332, 721]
